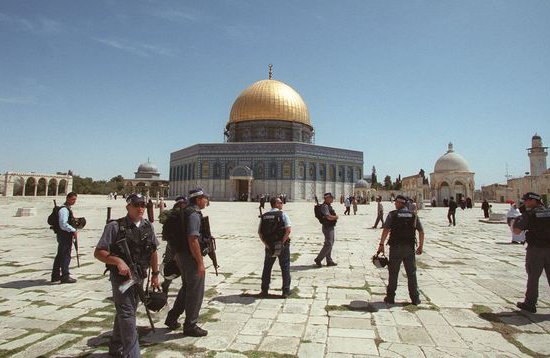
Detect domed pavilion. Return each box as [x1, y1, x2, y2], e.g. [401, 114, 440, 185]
[169, 66, 363, 201]
[430, 143, 475, 206]
[124, 160, 169, 197]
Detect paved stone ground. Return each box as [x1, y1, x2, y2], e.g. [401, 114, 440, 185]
[0, 196, 549, 358]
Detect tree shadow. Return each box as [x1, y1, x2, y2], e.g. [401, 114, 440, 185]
[0, 279, 51, 289]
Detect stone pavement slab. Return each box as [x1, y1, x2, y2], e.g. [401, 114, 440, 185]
[0, 197, 549, 357]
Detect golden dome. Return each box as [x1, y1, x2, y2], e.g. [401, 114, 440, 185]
[228, 79, 311, 127]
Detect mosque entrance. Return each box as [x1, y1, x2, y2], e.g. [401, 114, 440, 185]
[229, 165, 254, 202]
[237, 180, 249, 201]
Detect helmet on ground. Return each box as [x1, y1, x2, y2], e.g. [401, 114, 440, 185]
[145, 288, 167, 312]
[372, 252, 389, 268]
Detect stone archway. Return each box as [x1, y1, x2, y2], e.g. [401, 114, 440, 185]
[58, 179, 67, 195]
[13, 176, 24, 196]
[37, 178, 47, 196]
[454, 180, 466, 201]
[25, 177, 36, 196]
[439, 181, 450, 203]
[230, 166, 253, 202]
[48, 178, 58, 196]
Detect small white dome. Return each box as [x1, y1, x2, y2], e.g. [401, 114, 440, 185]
[434, 143, 471, 173]
[137, 161, 159, 174]
[355, 179, 369, 188]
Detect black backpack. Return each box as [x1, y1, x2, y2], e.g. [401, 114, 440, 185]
[314, 203, 325, 224]
[47, 205, 64, 233]
[260, 211, 285, 244]
[162, 208, 186, 251]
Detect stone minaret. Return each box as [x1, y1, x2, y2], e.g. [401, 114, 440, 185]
[527, 134, 548, 176]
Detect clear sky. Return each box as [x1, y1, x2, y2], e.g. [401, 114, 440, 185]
[1, 1, 549, 187]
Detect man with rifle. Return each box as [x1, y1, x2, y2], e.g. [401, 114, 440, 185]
[94, 193, 160, 358]
[51, 192, 79, 284]
[164, 188, 213, 337]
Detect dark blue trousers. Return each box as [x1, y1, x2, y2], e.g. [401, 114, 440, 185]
[52, 234, 72, 280]
[261, 243, 291, 294]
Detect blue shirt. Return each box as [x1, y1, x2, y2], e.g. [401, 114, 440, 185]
[58, 206, 76, 233]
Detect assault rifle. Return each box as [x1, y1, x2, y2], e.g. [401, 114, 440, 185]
[200, 216, 219, 276]
[116, 238, 156, 332]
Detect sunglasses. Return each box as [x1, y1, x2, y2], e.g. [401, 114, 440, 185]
[131, 202, 146, 208]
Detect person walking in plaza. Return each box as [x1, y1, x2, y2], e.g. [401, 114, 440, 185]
[343, 196, 351, 215]
[507, 203, 524, 244]
[513, 192, 550, 314]
[164, 188, 210, 337]
[352, 196, 358, 215]
[51, 192, 79, 284]
[481, 199, 490, 218]
[372, 196, 384, 228]
[314, 192, 338, 267]
[447, 196, 458, 226]
[94, 193, 160, 358]
[259, 197, 292, 298]
[377, 195, 424, 305]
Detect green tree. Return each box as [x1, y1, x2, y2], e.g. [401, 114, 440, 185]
[383, 175, 392, 190]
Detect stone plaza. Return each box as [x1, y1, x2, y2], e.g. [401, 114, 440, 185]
[0, 196, 548, 357]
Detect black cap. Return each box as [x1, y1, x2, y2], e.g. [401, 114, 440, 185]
[323, 192, 334, 198]
[395, 195, 407, 204]
[126, 193, 146, 205]
[522, 192, 541, 201]
[188, 188, 209, 199]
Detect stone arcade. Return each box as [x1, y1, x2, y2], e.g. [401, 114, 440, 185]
[169, 69, 363, 201]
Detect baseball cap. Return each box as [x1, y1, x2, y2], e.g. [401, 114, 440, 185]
[395, 195, 407, 204]
[126, 193, 146, 205]
[323, 192, 334, 198]
[522, 192, 541, 201]
[188, 188, 209, 199]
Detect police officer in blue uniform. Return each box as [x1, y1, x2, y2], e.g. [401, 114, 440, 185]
[513, 192, 550, 314]
[314, 192, 339, 267]
[377, 194, 425, 305]
[94, 193, 160, 358]
[259, 197, 292, 298]
[164, 188, 209, 337]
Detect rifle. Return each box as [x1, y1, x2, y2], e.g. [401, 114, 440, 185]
[258, 203, 263, 218]
[314, 195, 319, 205]
[73, 235, 80, 268]
[200, 216, 219, 276]
[116, 238, 156, 332]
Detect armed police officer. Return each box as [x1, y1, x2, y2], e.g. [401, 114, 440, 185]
[164, 188, 209, 337]
[94, 193, 160, 358]
[259, 197, 292, 298]
[51, 192, 78, 284]
[513, 192, 550, 314]
[314, 192, 338, 267]
[377, 195, 424, 305]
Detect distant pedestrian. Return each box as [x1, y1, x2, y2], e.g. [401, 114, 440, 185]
[513, 192, 550, 314]
[447, 197, 457, 226]
[352, 196, 358, 215]
[344, 196, 351, 215]
[481, 200, 490, 218]
[372, 197, 384, 228]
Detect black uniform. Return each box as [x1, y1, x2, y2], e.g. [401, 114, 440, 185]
[384, 208, 423, 303]
[513, 205, 550, 310]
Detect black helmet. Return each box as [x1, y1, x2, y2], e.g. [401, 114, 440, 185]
[72, 217, 87, 229]
[145, 288, 167, 312]
[161, 260, 180, 280]
[372, 252, 389, 268]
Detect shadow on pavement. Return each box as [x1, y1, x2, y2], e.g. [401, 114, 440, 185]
[0, 279, 51, 289]
[290, 264, 319, 272]
[212, 294, 258, 305]
[480, 310, 550, 324]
